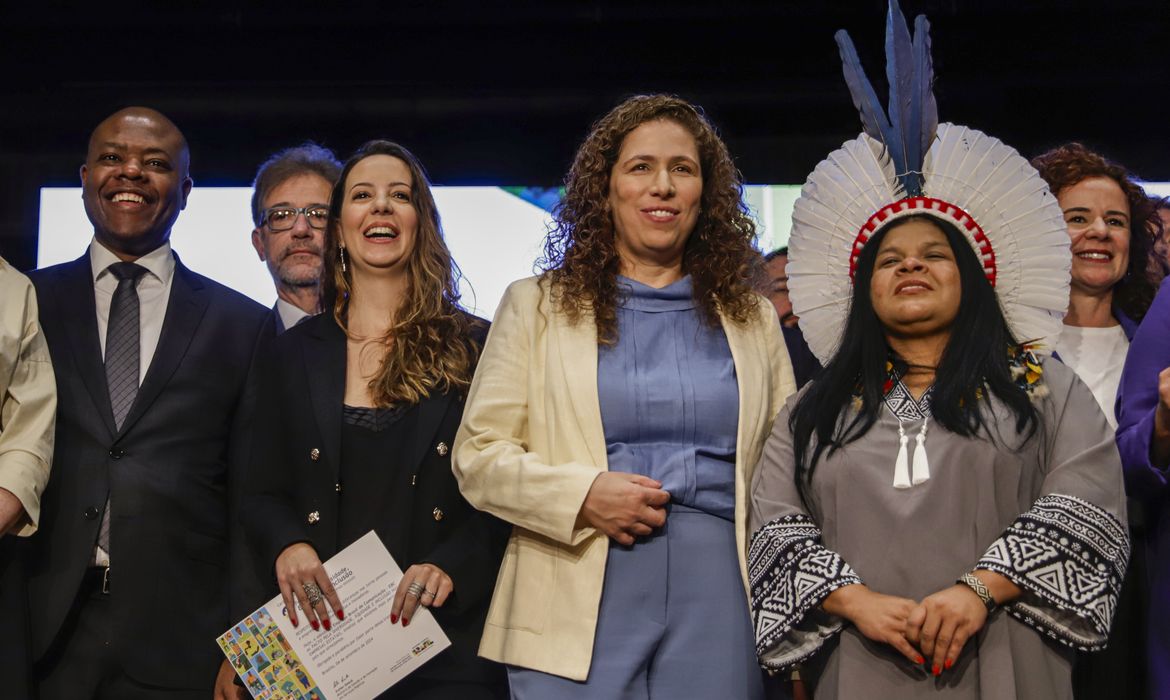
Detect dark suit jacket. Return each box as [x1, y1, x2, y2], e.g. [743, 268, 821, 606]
[28, 253, 271, 690]
[242, 312, 508, 687]
[781, 324, 821, 389]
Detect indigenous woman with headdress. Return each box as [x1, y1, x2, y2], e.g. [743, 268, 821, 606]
[748, 6, 1129, 699]
[453, 94, 795, 698]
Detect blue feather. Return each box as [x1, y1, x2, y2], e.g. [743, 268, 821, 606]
[834, 1, 938, 198]
[834, 29, 891, 142]
[885, 0, 916, 195]
[912, 14, 938, 176]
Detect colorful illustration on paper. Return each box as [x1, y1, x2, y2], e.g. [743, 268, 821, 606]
[217, 605, 321, 700]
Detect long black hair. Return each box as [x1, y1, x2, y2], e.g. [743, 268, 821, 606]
[790, 214, 1040, 503]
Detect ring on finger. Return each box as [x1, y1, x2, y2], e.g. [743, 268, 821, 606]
[302, 581, 323, 606]
[421, 589, 436, 599]
[406, 581, 425, 598]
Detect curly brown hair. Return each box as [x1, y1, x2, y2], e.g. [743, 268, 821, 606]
[1031, 142, 1159, 323]
[540, 94, 764, 344]
[321, 140, 481, 406]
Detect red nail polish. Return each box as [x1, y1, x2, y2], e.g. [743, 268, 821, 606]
[944, 659, 953, 670]
[323, 619, 331, 631]
[336, 608, 345, 621]
[403, 617, 410, 627]
[916, 656, 925, 664]
[390, 614, 398, 624]
[932, 664, 941, 676]
[310, 620, 319, 631]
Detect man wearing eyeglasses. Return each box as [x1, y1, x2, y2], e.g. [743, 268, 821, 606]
[250, 143, 341, 333]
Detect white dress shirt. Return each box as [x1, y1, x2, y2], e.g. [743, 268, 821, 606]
[1055, 323, 1129, 430]
[89, 239, 175, 383]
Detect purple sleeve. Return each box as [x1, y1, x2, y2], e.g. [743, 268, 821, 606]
[1116, 278, 1170, 498]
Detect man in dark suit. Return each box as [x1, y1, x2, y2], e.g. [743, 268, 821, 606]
[28, 107, 271, 699]
[764, 247, 821, 389]
[249, 143, 340, 333]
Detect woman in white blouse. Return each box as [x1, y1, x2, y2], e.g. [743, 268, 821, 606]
[1032, 143, 1160, 426]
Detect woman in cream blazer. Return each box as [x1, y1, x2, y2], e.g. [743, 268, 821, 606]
[454, 95, 795, 698]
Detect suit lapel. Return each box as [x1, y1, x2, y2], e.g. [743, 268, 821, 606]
[272, 305, 286, 335]
[303, 318, 346, 481]
[118, 259, 210, 436]
[54, 255, 118, 437]
[553, 307, 606, 467]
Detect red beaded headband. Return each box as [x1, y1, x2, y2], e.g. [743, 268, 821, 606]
[848, 196, 997, 287]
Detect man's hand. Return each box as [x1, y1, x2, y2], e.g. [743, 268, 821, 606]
[213, 658, 247, 700]
[0, 487, 27, 536]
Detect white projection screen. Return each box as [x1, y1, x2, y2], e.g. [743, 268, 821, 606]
[37, 185, 801, 319]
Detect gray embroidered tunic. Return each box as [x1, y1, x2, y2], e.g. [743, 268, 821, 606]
[749, 358, 1129, 699]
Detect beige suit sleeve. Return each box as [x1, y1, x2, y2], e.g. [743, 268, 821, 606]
[0, 266, 56, 536]
[454, 280, 600, 545]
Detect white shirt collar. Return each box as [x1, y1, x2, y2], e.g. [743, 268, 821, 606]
[89, 238, 175, 286]
[276, 297, 312, 330]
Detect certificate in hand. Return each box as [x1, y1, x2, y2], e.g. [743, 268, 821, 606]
[217, 531, 451, 700]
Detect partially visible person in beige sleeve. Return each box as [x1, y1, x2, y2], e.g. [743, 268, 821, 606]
[0, 254, 56, 698]
[0, 256, 55, 537]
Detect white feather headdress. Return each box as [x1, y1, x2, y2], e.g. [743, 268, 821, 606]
[788, 2, 1070, 365]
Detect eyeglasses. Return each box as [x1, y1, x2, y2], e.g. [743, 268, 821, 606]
[261, 205, 330, 232]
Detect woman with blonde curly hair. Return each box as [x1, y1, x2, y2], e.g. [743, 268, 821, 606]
[243, 140, 509, 698]
[453, 94, 796, 698]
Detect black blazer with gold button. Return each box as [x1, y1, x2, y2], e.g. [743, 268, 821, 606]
[241, 311, 508, 686]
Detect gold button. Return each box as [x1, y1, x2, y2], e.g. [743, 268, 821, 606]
[335, 483, 342, 493]
[307, 511, 320, 525]
[432, 507, 444, 521]
[435, 442, 449, 457]
[310, 448, 320, 462]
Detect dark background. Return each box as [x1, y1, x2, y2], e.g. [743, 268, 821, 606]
[2, 0, 1167, 270]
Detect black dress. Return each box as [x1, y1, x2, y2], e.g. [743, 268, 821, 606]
[338, 404, 414, 552]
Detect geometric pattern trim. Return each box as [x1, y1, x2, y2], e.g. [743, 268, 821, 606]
[882, 376, 933, 422]
[749, 514, 862, 668]
[975, 493, 1130, 651]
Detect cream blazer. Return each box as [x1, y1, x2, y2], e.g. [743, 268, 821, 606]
[453, 276, 796, 680]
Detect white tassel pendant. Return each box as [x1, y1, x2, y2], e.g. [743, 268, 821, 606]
[911, 419, 930, 485]
[893, 423, 912, 489]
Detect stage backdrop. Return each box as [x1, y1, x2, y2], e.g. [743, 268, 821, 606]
[38, 182, 1168, 319]
[38, 185, 801, 319]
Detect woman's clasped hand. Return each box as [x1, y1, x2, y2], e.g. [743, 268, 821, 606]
[576, 472, 670, 545]
[825, 570, 1022, 676]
